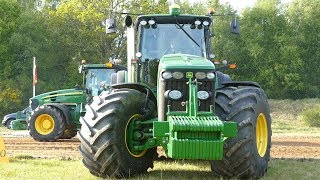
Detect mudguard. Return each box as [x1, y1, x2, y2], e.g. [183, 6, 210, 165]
[111, 83, 157, 105]
[221, 81, 261, 88]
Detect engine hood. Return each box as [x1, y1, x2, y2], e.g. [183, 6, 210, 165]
[158, 54, 215, 71]
[30, 88, 85, 109]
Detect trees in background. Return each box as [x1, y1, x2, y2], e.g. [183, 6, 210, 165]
[0, 0, 319, 117]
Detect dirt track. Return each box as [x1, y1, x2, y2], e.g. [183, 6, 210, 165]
[2, 135, 320, 159]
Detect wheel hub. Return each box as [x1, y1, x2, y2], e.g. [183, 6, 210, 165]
[35, 114, 55, 135]
[125, 114, 148, 157]
[256, 113, 268, 157]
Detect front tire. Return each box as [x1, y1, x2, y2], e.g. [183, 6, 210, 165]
[28, 106, 65, 142]
[210, 85, 272, 178]
[78, 89, 156, 178]
[5, 118, 14, 129]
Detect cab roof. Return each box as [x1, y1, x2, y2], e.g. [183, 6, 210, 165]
[135, 14, 212, 30]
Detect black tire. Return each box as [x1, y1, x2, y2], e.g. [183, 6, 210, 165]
[28, 105, 66, 142]
[78, 88, 156, 178]
[60, 126, 77, 139]
[210, 86, 272, 178]
[5, 118, 14, 129]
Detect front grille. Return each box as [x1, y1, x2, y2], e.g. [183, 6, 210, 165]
[198, 78, 215, 111]
[166, 79, 188, 111]
[165, 72, 215, 112]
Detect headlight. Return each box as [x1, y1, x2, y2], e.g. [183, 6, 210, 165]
[195, 20, 201, 25]
[140, 20, 147, 26]
[198, 91, 210, 100]
[207, 72, 215, 79]
[162, 71, 172, 79]
[203, 21, 209, 26]
[172, 72, 184, 79]
[195, 72, 206, 79]
[165, 90, 183, 100]
[148, 19, 155, 25]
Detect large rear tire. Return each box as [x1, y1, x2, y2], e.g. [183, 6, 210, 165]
[210, 86, 272, 178]
[78, 89, 156, 178]
[28, 106, 65, 142]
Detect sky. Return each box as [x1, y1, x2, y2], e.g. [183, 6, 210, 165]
[219, 0, 256, 11]
[182, 0, 257, 12]
[185, 0, 292, 11]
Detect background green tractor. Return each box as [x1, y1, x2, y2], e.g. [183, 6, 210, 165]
[78, 5, 272, 179]
[28, 62, 126, 142]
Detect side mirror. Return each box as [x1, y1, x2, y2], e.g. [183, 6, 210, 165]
[125, 15, 133, 27]
[230, 18, 240, 34]
[105, 18, 116, 34]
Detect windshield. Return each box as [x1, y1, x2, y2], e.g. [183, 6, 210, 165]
[86, 69, 116, 96]
[140, 24, 206, 62]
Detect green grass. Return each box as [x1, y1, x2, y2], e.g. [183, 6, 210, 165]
[269, 98, 320, 136]
[0, 126, 14, 136]
[1, 99, 320, 179]
[1, 158, 320, 179]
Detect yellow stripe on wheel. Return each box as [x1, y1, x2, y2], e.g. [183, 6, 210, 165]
[256, 113, 268, 157]
[125, 114, 147, 158]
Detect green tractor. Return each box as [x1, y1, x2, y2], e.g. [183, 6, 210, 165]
[28, 62, 126, 142]
[78, 5, 272, 179]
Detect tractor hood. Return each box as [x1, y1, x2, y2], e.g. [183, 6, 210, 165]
[158, 54, 215, 71]
[30, 89, 85, 110]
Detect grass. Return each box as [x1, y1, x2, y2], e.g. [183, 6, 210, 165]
[0, 126, 14, 134]
[269, 98, 320, 136]
[1, 99, 320, 179]
[1, 158, 320, 179]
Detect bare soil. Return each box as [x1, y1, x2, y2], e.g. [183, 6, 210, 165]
[2, 135, 320, 159]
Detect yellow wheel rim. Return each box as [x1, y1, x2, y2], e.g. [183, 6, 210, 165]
[256, 113, 268, 157]
[35, 114, 55, 135]
[125, 114, 147, 158]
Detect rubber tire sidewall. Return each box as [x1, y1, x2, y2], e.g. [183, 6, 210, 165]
[78, 88, 156, 178]
[28, 106, 65, 142]
[5, 118, 14, 129]
[211, 86, 272, 178]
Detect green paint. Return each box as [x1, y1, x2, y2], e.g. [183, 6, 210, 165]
[124, 13, 238, 161]
[11, 119, 27, 130]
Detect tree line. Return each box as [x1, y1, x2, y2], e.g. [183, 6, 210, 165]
[0, 0, 319, 117]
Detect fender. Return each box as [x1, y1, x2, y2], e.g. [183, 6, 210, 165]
[111, 83, 157, 105]
[44, 103, 73, 125]
[222, 81, 261, 88]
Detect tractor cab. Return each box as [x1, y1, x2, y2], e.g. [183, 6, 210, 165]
[78, 61, 127, 98]
[129, 14, 214, 89]
[136, 15, 211, 61]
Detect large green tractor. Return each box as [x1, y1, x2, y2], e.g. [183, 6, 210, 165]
[28, 62, 126, 142]
[78, 5, 272, 178]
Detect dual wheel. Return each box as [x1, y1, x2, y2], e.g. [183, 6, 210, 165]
[28, 106, 77, 142]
